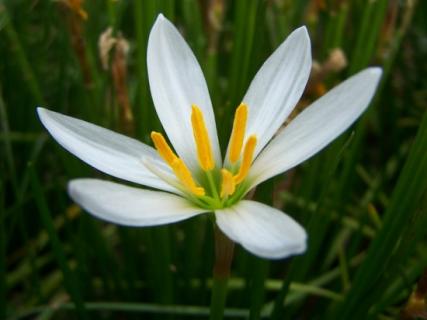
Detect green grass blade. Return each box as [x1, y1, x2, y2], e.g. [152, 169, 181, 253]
[0, 5, 44, 104]
[0, 175, 6, 319]
[29, 164, 88, 319]
[9, 301, 251, 319]
[333, 110, 427, 318]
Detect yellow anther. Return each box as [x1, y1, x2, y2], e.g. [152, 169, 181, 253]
[191, 105, 215, 171]
[151, 131, 205, 196]
[234, 135, 257, 185]
[151, 132, 177, 166]
[171, 158, 205, 196]
[228, 103, 248, 164]
[220, 169, 236, 198]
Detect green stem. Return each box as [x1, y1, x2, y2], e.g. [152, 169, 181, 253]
[210, 226, 234, 320]
[210, 277, 228, 320]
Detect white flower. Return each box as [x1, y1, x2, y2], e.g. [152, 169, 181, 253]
[37, 14, 382, 259]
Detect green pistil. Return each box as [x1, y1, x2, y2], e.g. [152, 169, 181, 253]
[206, 170, 221, 202]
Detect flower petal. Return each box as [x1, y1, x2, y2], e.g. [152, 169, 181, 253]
[215, 200, 307, 259]
[37, 108, 177, 193]
[248, 68, 382, 188]
[228, 27, 311, 162]
[147, 14, 221, 171]
[68, 179, 206, 226]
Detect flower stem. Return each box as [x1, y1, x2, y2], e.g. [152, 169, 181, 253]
[209, 226, 234, 320]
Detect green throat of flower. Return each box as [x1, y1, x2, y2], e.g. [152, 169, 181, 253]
[151, 103, 256, 210]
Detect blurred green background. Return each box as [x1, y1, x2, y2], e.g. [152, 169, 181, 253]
[1, 0, 427, 319]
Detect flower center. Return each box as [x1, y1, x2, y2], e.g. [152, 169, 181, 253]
[151, 104, 257, 209]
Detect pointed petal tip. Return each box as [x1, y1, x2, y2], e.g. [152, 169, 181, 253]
[149, 14, 176, 48]
[151, 14, 167, 34]
[37, 107, 57, 119]
[37, 108, 63, 133]
[295, 25, 308, 34]
[357, 67, 383, 88]
[37, 107, 52, 126]
[36, 106, 46, 115]
[292, 25, 310, 43]
[155, 13, 166, 24]
[360, 66, 382, 76]
[367, 66, 383, 79]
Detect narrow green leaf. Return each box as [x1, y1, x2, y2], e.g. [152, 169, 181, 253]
[333, 111, 427, 318]
[9, 301, 251, 319]
[29, 164, 88, 319]
[0, 175, 6, 319]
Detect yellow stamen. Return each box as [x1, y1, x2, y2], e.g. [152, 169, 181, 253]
[228, 103, 248, 164]
[220, 169, 236, 198]
[171, 159, 205, 196]
[151, 132, 177, 166]
[191, 105, 215, 171]
[151, 131, 205, 196]
[234, 135, 257, 184]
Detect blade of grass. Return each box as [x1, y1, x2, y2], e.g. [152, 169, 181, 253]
[133, 0, 157, 139]
[1, 84, 45, 302]
[248, 257, 269, 320]
[29, 163, 88, 319]
[133, 3, 177, 308]
[159, 0, 175, 20]
[151, 226, 174, 304]
[0, 175, 6, 319]
[333, 110, 427, 319]
[270, 132, 355, 319]
[227, 0, 259, 109]
[370, 244, 427, 317]
[0, 5, 44, 104]
[180, 0, 204, 59]
[9, 301, 251, 320]
[0, 84, 17, 187]
[248, 180, 274, 320]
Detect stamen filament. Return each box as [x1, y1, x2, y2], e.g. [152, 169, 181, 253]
[228, 103, 248, 164]
[234, 135, 257, 185]
[220, 169, 236, 198]
[191, 105, 215, 171]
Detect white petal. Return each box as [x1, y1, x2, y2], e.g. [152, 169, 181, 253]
[37, 108, 177, 193]
[147, 14, 221, 171]
[68, 179, 206, 226]
[215, 201, 307, 259]
[227, 27, 311, 162]
[248, 68, 382, 188]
